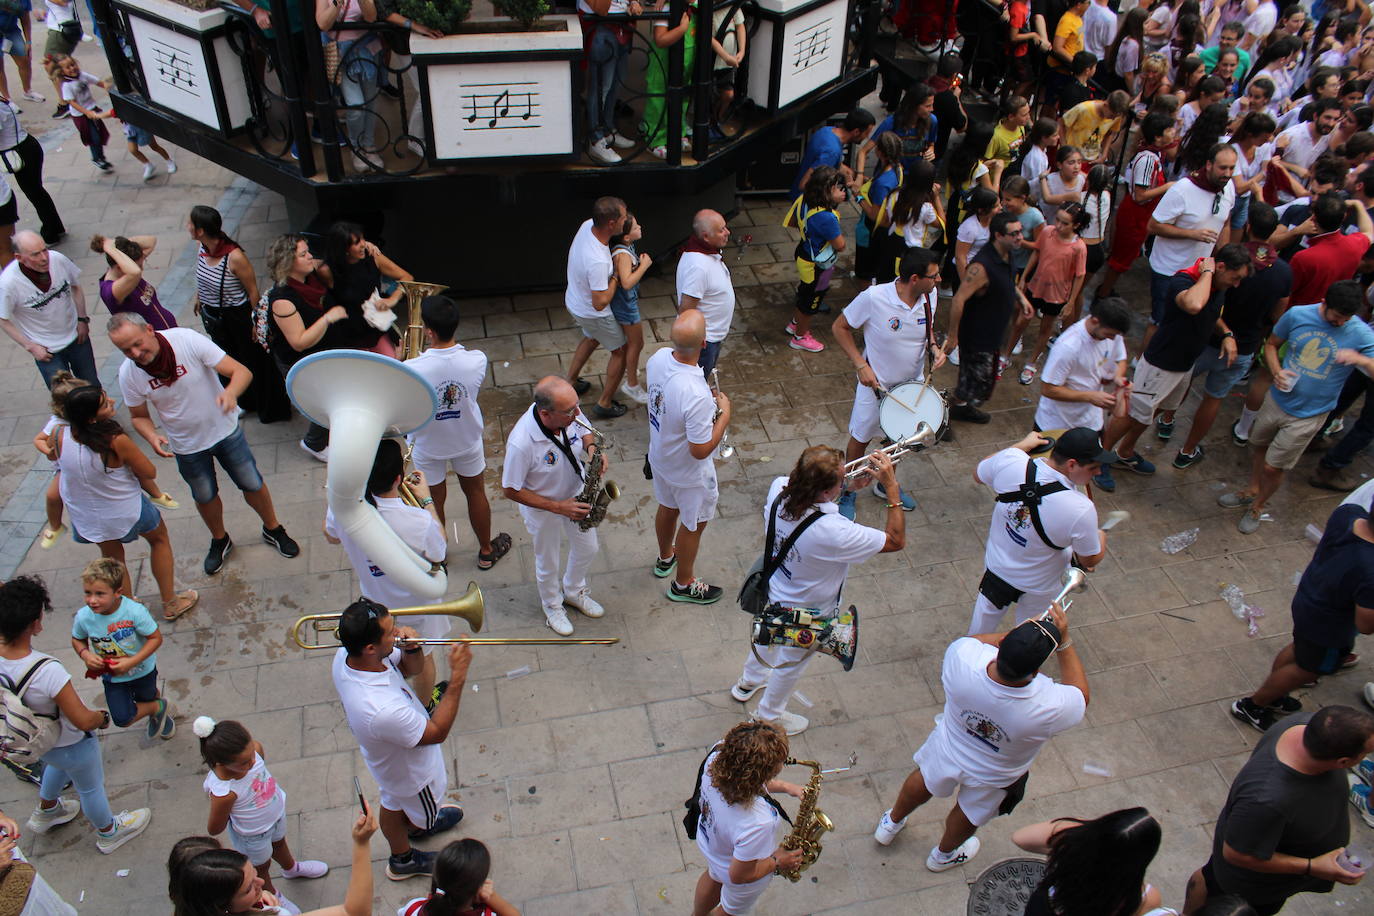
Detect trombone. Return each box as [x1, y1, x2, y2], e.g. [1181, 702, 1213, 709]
[290, 581, 619, 649]
[396, 280, 449, 361]
[842, 423, 936, 484]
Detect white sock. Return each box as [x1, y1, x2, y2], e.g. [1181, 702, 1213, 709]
[930, 845, 955, 861]
[1235, 407, 1259, 439]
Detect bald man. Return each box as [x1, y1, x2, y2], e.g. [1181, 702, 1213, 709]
[646, 311, 732, 603]
[676, 209, 736, 377]
[0, 230, 97, 387]
[501, 376, 610, 635]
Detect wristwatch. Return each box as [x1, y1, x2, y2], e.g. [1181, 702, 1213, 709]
[76, 317, 90, 323]
[98, 710, 111, 729]
[1221, 330, 1235, 339]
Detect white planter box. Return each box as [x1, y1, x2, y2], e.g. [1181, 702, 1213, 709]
[411, 15, 582, 161]
[747, 0, 849, 111]
[114, 0, 252, 134]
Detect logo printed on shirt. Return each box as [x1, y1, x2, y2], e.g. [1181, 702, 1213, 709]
[542, 449, 558, 466]
[367, 563, 385, 578]
[960, 709, 1008, 751]
[148, 364, 189, 389]
[1004, 505, 1032, 548]
[888, 317, 902, 331]
[435, 379, 467, 421]
[22, 280, 71, 311]
[648, 385, 665, 431]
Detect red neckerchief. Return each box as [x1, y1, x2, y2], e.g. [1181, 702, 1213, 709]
[18, 264, 51, 292]
[140, 332, 179, 386]
[1187, 168, 1224, 193]
[681, 234, 723, 257]
[201, 238, 240, 260]
[287, 273, 327, 310]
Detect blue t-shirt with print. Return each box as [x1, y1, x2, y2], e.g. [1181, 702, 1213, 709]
[71, 596, 159, 683]
[1272, 306, 1374, 418]
[800, 208, 842, 262]
[872, 113, 939, 171]
[1010, 206, 1045, 272]
[792, 128, 845, 198]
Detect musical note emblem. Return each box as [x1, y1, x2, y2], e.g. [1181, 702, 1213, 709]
[792, 22, 832, 75]
[460, 83, 539, 130]
[150, 39, 199, 93]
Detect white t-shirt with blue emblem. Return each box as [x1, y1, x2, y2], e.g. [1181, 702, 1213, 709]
[502, 404, 588, 502]
[406, 342, 488, 461]
[840, 281, 935, 387]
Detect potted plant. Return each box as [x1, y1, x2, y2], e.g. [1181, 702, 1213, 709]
[492, 0, 550, 29]
[396, 0, 474, 33]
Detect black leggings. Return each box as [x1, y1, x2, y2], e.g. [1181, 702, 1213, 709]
[10, 134, 64, 241]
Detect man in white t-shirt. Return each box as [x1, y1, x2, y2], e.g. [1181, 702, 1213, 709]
[404, 295, 510, 571]
[1146, 144, 1236, 348]
[110, 313, 299, 576]
[501, 376, 611, 636]
[1034, 297, 1131, 491]
[1272, 101, 1340, 202]
[875, 604, 1088, 872]
[1082, 0, 1116, 59]
[731, 446, 905, 735]
[332, 599, 471, 881]
[647, 311, 732, 605]
[563, 196, 630, 420]
[0, 231, 96, 388]
[970, 429, 1108, 634]
[1240, 0, 1277, 51]
[830, 247, 947, 519]
[676, 209, 736, 376]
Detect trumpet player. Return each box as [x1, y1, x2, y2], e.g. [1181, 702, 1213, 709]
[829, 247, 946, 519]
[323, 439, 449, 707]
[502, 376, 608, 636]
[648, 311, 731, 604]
[731, 446, 906, 736]
[968, 429, 1110, 636]
[404, 295, 512, 570]
[332, 598, 471, 880]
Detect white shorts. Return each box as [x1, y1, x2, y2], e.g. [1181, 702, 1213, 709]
[411, 448, 486, 482]
[651, 474, 718, 532]
[378, 776, 448, 832]
[405, 608, 453, 640]
[705, 861, 773, 915]
[911, 735, 1013, 827]
[1128, 360, 1190, 424]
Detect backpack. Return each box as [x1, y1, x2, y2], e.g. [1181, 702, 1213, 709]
[0, 658, 62, 764]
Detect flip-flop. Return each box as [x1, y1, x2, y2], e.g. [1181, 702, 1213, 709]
[476, 532, 512, 570]
[162, 589, 200, 621]
[149, 493, 179, 509]
[39, 524, 66, 549]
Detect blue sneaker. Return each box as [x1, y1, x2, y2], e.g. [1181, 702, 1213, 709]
[1093, 464, 1116, 492]
[873, 481, 917, 511]
[1116, 453, 1156, 475]
[1350, 779, 1374, 828]
[1356, 758, 1374, 786]
[386, 848, 437, 880]
[407, 805, 463, 840]
[837, 490, 857, 520]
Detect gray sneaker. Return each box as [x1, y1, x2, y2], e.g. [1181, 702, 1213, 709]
[96, 808, 151, 854]
[1217, 492, 1255, 509]
[1238, 510, 1262, 535]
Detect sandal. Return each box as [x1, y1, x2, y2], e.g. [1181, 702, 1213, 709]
[162, 589, 200, 621]
[477, 532, 513, 570]
[149, 492, 179, 509]
[39, 524, 66, 549]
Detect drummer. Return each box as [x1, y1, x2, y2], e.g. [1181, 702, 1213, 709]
[831, 248, 946, 520]
[1032, 297, 1132, 493]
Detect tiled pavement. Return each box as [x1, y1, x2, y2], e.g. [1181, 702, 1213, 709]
[2, 46, 1374, 916]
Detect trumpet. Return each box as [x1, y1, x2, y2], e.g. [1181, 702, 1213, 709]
[842, 423, 936, 484]
[1036, 566, 1088, 620]
[290, 581, 619, 649]
[709, 368, 734, 459]
[396, 280, 449, 361]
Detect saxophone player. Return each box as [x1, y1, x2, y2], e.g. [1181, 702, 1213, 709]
[501, 376, 608, 636]
[647, 311, 731, 604]
[690, 721, 806, 916]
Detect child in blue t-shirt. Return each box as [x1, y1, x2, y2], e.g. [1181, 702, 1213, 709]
[785, 166, 847, 353]
[70, 558, 175, 738]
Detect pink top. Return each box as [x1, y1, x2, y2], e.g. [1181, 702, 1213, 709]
[1026, 231, 1087, 305]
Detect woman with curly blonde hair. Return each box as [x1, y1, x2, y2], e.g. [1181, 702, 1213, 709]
[692, 720, 806, 916]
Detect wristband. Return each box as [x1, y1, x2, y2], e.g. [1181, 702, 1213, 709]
[76, 317, 90, 324]
[886, 502, 902, 509]
[419, 497, 434, 507]
[1221, 331, 1234, 339]
[1055, 638, 1074, 653]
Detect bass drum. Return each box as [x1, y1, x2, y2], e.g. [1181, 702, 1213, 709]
[966, 856, 1047, 916]
[878, 381, 948, 446]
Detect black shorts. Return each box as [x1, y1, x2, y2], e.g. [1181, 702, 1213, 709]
[1292, 633, 1353, 676]
[1030, 296, 1066, 317]
[1200, 857, 1285, 916]
[1085, 242, 1104, 276]
[0, 192, 16, 228]
[713, 67, 737, 90]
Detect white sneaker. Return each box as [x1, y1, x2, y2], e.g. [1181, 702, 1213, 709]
[619, 382, 648, 405]
[873, 809, 908, 846]
[1011, 338, 1024, 356]
[926, 836, 980, 872]
[165, 158, 177, 173]
[96, 808, 151, 854]
[272, 894, 302, 916]
[142, 163, 156, 181]
[751, 709, 808, 735]
[610, 133, 636, 150]
[1363, 681, 1374, 711]
[544, 606, 574, 636]
[299, 440, 328, 462]
[564, 589, 605, 618]
[588, 136, 621, 164]
[281, 858, 329, 879]
[26, 797, 80, 834]
[730, 678, 762, 702]
[21, 90, 45, 103]
[947, 347, 960, 366]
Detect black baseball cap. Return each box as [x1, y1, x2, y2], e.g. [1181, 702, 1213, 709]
[1052, 427, 1117, 466]
[996, 617, 1062, 682]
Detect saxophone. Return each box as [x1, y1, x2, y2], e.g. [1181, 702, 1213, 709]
[571, 417, 620, 531]
[775, 758, 834, 882]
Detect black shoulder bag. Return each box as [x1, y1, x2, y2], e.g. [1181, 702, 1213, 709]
[683, 744, 792, 840]
[737, 493, 824, 615]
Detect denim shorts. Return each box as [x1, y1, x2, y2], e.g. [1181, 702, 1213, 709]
[609, 290, 641, 325]
[230, 813, 287, 866]
[73, 493, 161, 545]
[0, 22, 27, 58]
[103, 668, 158, 728]
[1229, 194, 1251, 231]
[174, 426, 264, 505]
[122, 122, 154, 146]
[1191, 345, 1254, 399]
[1148, 270, 1173, 325]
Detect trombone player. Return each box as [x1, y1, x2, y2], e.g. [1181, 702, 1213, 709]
[332, 598, 472, 881]
[324, 439, 450, 707]
[647, 311, 732, 605]
[502, 376, 609, 636]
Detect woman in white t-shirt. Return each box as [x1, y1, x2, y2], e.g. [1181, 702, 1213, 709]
[1228, 110, 1276, 232]
[955, 186, 1000, 282]
[0, 576, 151, 853]
[692, 720, 806, 916]
[1012, 807, 1177, 916]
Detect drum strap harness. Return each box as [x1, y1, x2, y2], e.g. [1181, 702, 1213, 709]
[996, 459, 1068, 551]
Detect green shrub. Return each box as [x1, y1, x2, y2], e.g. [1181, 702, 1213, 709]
[493, 0, 550, 28]
[395, 0, 473, 33]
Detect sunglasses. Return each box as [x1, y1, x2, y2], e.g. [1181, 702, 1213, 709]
[1212, 191, 1224, 215]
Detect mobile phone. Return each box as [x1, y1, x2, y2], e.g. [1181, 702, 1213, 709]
[354, 776, 367, 814]
[952, 74, 963, 88]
